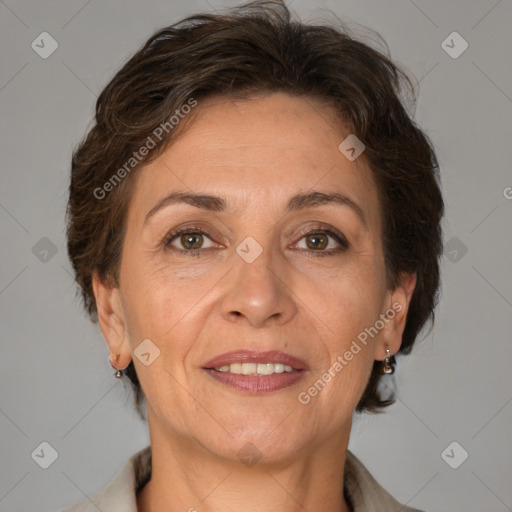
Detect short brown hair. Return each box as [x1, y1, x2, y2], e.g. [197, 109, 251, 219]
[66, 0, 444, 419]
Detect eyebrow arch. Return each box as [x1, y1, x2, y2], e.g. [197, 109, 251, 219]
[144, 189, 366, 227]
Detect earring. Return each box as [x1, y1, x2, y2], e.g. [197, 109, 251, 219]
[381, 348, 396, 375]
[109, 353, 124, 378]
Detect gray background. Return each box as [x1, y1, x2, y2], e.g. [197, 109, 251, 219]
[1, 0, 511, 511]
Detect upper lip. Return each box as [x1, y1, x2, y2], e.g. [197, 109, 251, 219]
[203, 350, 309, 370]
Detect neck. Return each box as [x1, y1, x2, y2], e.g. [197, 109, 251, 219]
[137, 413, 353, 512]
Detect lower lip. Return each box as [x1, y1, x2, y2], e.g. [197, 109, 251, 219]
[204, 368, 305, 393]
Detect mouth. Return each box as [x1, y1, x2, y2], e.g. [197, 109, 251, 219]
[212, 362, 298, 375]
[202, 350, 308, 393]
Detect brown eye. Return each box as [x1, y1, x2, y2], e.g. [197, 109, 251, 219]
[164, 228, 216, 253]
[304, 233, 329, 250]
[294, 228, 349, 257]
[179, 232, 204, 250]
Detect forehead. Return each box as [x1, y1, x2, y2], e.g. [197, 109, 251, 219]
[128, 92, 380, 223]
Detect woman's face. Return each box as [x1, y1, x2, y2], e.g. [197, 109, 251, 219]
[94, 92, 414, 463]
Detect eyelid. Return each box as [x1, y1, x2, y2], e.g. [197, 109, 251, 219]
[163, 221, 349, 257]
[290, 224, 349, 251]
[163, 225, 219, 249]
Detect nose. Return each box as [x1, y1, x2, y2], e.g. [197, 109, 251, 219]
[220, 245, 298, 328]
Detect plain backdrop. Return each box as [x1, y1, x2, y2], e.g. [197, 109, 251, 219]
[1, 1, 511, 511]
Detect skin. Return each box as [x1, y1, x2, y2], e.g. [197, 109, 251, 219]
[93, 92, 416, 512]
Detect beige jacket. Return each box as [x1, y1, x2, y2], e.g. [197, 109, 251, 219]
[62, 445, 425, 511]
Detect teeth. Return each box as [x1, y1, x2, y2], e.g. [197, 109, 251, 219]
[257, 363, 274, 375]
[214, 362, 296, 375]
[274, 363, 285, 373]
[229, 363, 242, 374]
[242, 363, 257, 375]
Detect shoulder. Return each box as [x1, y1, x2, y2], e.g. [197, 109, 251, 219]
[60, 445, 151, 512]
[344, 450, 425, 512]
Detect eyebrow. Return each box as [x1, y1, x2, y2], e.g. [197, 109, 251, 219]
[143, 189, 367, 227]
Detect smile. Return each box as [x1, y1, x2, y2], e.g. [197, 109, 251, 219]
[213, 362, 297, 375]
[203, 350, 308, 393]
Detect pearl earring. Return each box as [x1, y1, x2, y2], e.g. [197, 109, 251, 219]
[109, 353, 124, 378]
[381, 348, 396, 375]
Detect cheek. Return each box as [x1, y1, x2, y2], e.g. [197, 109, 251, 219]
[298, 259, 385, 401]
[308, 262, 386, 334]
[120, 246, 210, 330]
[303, 278, 378, 410]
[121, 227, 387, 349]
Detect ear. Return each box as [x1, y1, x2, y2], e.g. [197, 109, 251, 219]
[92, 270, 132, 370]
[374, 272, 417, 361]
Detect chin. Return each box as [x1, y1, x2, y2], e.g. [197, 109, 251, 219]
[214, 437, 306, 468]
[197, 419, 312, 466]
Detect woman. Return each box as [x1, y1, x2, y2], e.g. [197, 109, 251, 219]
[63, 1, 443, 510]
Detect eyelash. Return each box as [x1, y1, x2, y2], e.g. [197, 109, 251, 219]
[162, 225, 349, 258]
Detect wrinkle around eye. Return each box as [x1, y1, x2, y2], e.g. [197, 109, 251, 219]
[138, 209, 372, 256]
[139, 216, 225, 250]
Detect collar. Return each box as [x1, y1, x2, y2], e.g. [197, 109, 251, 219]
[62, 445, 424, 512]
